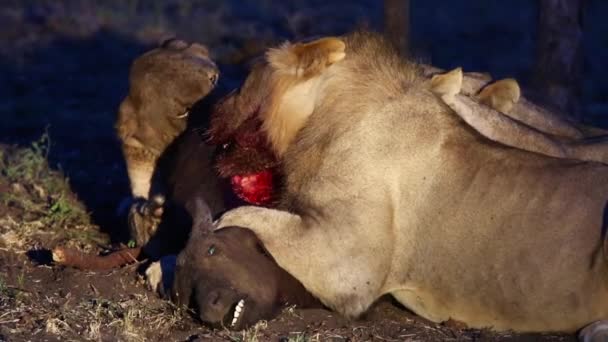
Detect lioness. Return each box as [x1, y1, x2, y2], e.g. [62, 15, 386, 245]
[115, 39, 223, 247]
[116, 38, 219, 200]
[209, 30, 608, 333]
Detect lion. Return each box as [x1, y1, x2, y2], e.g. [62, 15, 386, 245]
[116, 38, 219, 200]
[202, 30, 608, 334]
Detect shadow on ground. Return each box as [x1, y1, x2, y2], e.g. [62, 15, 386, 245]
[0, 30, 153, 242]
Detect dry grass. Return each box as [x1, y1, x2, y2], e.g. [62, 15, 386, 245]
[236, 320, 268, 342]
[287, 333, 317, 342]
[0, 281, 193, 340]
[0, 135, 106, 251]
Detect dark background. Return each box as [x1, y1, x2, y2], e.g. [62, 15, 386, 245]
[1, 0, 607, 228]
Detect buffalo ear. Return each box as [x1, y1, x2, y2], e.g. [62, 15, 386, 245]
[266, 37, 346, 78]
[477, 78, 521, 113]
[430, 67, 463, 99]
[184, 197, 213, 238]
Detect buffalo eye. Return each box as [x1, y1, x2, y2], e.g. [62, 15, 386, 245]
[221, 142, 231, 151]
[207, 244, 217, 256]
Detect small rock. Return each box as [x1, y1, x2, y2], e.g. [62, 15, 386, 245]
[10, 182, 25, 194]
[32, 183, 46, 198]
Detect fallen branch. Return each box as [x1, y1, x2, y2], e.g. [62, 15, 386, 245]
[52, 246, 143, 270]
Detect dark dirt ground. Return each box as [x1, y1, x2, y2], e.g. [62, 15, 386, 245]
[1, 1, 606, 341]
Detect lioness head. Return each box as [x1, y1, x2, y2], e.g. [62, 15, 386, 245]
[171, 226, 319, 330]
[116, 38, 219, 198]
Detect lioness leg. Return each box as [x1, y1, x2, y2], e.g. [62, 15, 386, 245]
[216, 206, 378, 317]
[478, 79, 584, 139]
[122, 146, 157, 199]
[431, 68, 608, 164]
[446, 92, 570, 159]
[216, 206, 303, 255]
[568, 138, 608, 164]
[426, 66, 583, 139]
[510, 97, 584, 139]
[449, 93, 608, 164]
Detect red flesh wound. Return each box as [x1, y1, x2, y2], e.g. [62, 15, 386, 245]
[230, 169, 274, 206]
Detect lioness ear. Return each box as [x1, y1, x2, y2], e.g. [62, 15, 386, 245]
[160, 37, 188, 50]
[266, 37, 346, 78]
[477, 78, 521, 113]
[430, 67, 463, 100]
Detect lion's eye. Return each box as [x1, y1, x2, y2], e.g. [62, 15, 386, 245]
[207, 244, 216, 256]
[221, 142, 231, 150]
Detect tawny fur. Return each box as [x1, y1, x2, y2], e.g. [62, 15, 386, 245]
[262, 37, 346, 156]
[422, 65, 588, 140]
[116, 39, 218, 198]
[215, 31, 608, 333]
[477, 78, 521, 113]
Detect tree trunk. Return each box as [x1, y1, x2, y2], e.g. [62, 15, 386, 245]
[384, 0, 410, 56]
[534, 0, 584, 121]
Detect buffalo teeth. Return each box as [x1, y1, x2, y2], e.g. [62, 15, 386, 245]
[231, 299, 245, 327]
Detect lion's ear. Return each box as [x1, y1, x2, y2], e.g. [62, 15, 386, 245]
[266, 37, 346, 78]
[477, 78, 521, 113]
[430, 67, 463, 100]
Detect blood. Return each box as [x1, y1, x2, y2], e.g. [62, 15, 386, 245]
[230, 169, 274, 206]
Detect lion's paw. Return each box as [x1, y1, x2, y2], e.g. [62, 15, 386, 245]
[128, 194, 165, 246]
